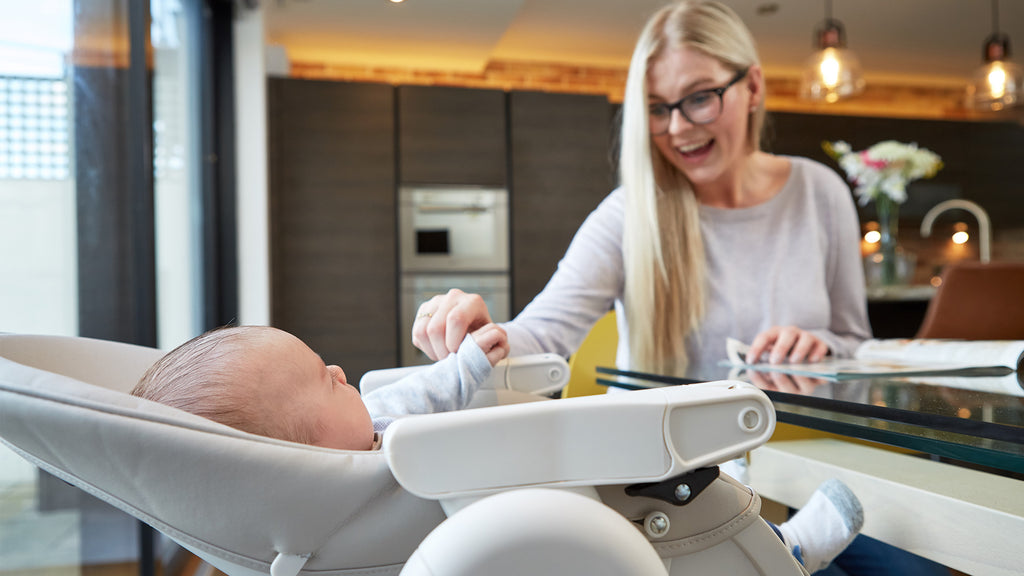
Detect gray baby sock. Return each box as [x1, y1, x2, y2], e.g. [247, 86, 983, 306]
[777, 478, 864, 573]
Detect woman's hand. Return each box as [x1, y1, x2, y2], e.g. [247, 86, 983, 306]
[470, 323, 510, 367]
[746, 326, 828, 364]
[412, 289, 494, 361]
[746, 369, 826, 395]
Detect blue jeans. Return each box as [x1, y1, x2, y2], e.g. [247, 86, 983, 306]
[812, 535, 951, 576]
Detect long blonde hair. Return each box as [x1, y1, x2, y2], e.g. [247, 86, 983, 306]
[620, 0, 766, 375]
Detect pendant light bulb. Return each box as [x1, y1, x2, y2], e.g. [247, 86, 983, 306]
[966, 1, 1022, 111]
[800, 1, 865, 103]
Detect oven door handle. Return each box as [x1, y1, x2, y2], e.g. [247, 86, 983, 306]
[417, 204, 490, 214]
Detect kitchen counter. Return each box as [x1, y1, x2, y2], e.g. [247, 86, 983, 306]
[866, 284, 937, 338]
[866, 284, 937, 302]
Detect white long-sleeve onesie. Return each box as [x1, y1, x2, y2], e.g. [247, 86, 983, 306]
[363, 335, 492, 432]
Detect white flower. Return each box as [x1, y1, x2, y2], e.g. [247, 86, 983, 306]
[831, 140, 852, 156]
[823, 140, 943, 205]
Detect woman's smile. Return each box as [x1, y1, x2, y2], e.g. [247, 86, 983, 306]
[676, 138, 715, 159]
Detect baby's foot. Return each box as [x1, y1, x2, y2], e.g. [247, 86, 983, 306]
[777, 478, 864, 573]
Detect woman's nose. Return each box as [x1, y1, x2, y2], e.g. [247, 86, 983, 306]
[668, 108, 694, 134]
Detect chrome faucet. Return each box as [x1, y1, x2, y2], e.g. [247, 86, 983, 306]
[920, 199, 991, 263]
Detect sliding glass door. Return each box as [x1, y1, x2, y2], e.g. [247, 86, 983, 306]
[0, 0, 235, 574]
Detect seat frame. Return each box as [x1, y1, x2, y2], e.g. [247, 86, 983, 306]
[0, 333, 806, 576]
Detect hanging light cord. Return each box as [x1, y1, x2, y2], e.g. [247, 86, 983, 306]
[991, 0, 999, 35]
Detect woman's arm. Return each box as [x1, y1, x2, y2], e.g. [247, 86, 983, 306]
[504, 190, 626, 358]
[813, 168, 873, 358]
[413, 190, 626, 360]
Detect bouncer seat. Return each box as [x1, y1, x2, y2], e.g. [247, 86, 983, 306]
[0, 333, 806, 576]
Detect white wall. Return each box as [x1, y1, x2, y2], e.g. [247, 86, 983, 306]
[0, 178, 77, 335]
[233, 4, 271, 326]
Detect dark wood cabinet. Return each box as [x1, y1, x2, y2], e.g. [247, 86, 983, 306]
[269, 79, 397, 384]
[398, 85, 507, 186]
[509, 91, 616, 313]
[867, 299, 930, 338]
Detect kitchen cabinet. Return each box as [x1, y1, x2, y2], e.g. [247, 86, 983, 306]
[509, 91, 616, 313]
[398, 85, 507, 186]
[867, 299, 930, 338]
[268, 79, 397, 384]
[267, 82, 617, 376]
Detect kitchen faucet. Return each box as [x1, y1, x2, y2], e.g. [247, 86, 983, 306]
[920, 199, 991, 263]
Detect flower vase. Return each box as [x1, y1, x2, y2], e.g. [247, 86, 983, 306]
[866, 196, 915, 287]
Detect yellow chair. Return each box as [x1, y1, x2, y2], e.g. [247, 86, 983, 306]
[561, 311, 618, 398]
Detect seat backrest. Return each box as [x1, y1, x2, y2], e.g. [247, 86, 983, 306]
[562, 311, 618, 398]
[0, 333, 165, 393]
[0, 334, 444, 576]
[916, 261, 1024, 340]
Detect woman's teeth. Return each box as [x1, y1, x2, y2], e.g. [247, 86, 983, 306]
[678, 140, 713, 155]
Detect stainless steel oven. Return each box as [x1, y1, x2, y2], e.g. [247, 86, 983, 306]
[399, 186, 509, 272]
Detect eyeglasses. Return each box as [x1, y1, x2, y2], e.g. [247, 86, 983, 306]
[648, 68, 749, 136]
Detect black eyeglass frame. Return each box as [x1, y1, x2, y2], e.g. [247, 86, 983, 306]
[648, 67, 750, 135]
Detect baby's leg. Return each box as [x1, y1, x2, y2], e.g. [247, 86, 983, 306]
[776, 478, 864, 573]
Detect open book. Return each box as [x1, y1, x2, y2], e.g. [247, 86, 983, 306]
[722, 338, 1023, 381]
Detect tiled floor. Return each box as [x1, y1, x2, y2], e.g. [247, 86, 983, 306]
[0, 444, 79, 575]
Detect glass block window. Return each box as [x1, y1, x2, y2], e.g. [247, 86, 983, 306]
[0, 76, 71, 180]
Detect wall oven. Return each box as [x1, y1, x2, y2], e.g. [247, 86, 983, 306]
[399, 186, 508, 272]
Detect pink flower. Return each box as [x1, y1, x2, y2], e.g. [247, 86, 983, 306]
[860, 151, 888, 170]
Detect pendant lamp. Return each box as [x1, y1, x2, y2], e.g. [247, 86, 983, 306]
[800, 0, 865, 103]
[966, 0, 1022, 111]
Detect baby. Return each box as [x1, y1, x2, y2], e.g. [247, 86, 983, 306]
[134, 323, 861, 572]
[131, 323, 509, 450]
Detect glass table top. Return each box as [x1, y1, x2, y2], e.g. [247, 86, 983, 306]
[596, 365, 1024, 475]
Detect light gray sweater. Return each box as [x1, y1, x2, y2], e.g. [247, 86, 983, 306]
[505, 156, 872, 374]
[363, 335, 492, 432]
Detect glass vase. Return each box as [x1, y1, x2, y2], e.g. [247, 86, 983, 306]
[876, 196, 899, 285]
[865, 195, 916, 288]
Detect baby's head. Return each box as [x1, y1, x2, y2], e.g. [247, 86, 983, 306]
[131, 325, 375, 450]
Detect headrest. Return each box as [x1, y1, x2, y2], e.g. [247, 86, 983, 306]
[0, 336, 444, 576]
[0, 332, 165, 393]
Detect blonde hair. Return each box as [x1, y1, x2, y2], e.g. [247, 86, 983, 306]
[620, 0, 766, 375]
[131, 326, 317, 445]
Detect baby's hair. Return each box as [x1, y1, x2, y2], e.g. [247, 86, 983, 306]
[132, 325, 318, 445]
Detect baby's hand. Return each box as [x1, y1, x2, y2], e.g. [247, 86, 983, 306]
[470, 323, 510, 367]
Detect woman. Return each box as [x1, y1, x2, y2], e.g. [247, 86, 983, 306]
[412, 3, 947, 574]
[414, 0, 869, 376]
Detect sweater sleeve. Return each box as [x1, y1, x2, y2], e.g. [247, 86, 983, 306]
[364, 334, 492, 431]
[810, 163, 873, 358]
[504, 189, 626, 358]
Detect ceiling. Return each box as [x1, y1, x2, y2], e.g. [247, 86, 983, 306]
[264, 0, 1024, 86]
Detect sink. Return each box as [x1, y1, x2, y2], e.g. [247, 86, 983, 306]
[920, 199, 991, 263]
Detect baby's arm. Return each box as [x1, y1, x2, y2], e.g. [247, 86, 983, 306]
[362, 334, 493, 421]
